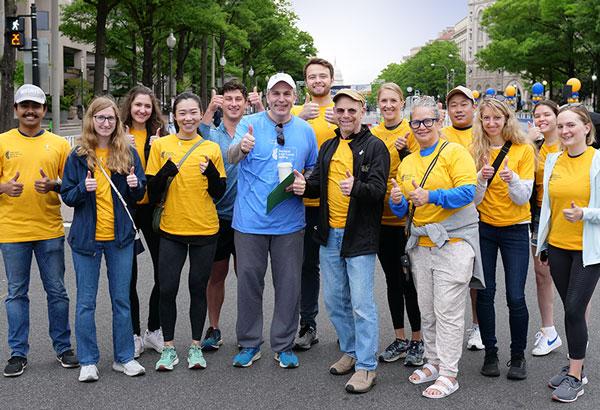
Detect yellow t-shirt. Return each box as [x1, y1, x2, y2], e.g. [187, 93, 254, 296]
[441, 125, 473, 149]
[397, 142, 477, 246]
[327, 139, 353, 228]
[146, 134, 226, 236]
[535, 141, 560, 207]
[131, 128, 150, 205]
[291, 103, 337, 207]
[548, 147, 594, 251]
[0, 129, 70, 243]
[94, 148, 115, 241]
[477, 143, 535, 226]
[371, 120, 418, 226]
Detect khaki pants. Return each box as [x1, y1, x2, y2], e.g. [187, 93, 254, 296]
[409, 241, 474, 378]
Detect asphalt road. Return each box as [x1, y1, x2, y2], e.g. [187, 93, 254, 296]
[1, 220, 599, 409]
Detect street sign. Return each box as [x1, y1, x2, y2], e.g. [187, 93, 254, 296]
[5, 16, 25, 48]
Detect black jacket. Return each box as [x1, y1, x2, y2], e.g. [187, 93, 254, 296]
[304, 126, 390, 257]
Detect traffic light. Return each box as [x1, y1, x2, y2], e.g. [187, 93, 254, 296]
[5, 16, 25, 48]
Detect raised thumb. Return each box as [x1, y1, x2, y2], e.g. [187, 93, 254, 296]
[86, 171, 92, 179]
[125, 125, 130, 134]
[305, 93, 311, 104]
[345, 170, 352, 178]
[248, 124, 253, 135]
[391, 178, 399, 188]
[155, 127, 161, 137]
[502, 158, 509, 169]
[412, 179, 420, 189]
[483, 155, 489, 165]
[130, 166, 135, 175]
[293, 169, 304, 179]
[211, 89, 216, 97]
[253, 86, 258, 93]
[12, 171, 20, 182]
[39, 168, 47, 178]
[571, 200, 577, 209]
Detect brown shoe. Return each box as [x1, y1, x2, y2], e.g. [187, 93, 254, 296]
[329, 354, 356, 375]
[345, 369, 377, 394]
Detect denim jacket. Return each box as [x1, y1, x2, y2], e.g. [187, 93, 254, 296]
[61, 147, 146, 255]
[537, 149, 600, 266]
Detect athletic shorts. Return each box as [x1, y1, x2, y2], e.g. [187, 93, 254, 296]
[214, 218, 235, 262]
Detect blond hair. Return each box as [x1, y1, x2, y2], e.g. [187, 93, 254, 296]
[377, 82, 404, 101]
[76, 96, 132, 174]
[471, 99, 533, 170]
[558, 105, 596, 145]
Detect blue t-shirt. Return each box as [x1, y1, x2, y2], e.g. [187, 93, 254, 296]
[200, 122, 238, 220]
[232, 112, 318, 234]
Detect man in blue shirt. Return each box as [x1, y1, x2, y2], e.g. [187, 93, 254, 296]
[228, 73, 318, 368]
[199, 80, 264, 351]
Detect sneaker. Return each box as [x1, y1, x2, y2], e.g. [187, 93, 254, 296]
[155, 346, 179, 371]
[404, 340, 425, 367]
[507, 356, 527, 380]
[549, 365, 589, 389]
[57, 349, 80, 368]
[293, 326, 319, 351]
[134, 334, 144, 358]
[532, 330, 562, 356]
[233, 347, 261, 368]
[481, 351, 500, 377]
[552, 375, 584, 403]
[201, 327, 223, 351]
[3, 356, 27, 377]
[78, 364, 99, 382]
[188, 345, 207, 369]
[144, 328, 164, 353]
[467, 326, 484, 350]
[275, 351, 299, 368]
[345, 369, 377, 394]
[378, 338, 409, 363]
[112, 360, 146, 376]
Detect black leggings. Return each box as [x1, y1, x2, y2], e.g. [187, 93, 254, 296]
[158, 235, 217, 342]
[377, 225, 421, 332]
[130, 204, 161, 335]
[548, 245, 600, 360]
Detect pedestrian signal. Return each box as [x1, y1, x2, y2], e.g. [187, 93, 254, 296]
[6, 16, 25, 48]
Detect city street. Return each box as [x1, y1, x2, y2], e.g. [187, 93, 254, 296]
[1, 221, 600, 409]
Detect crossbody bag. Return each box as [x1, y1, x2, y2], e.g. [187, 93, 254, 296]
[487, 140, 512, 185]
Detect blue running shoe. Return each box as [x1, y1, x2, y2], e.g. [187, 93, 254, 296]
[201, 327, 223, 351]
[233, 347, 261, 368]
[275, 351, 299, 369]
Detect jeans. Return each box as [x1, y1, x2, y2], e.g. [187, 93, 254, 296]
[300, 206, 320, 329]
[476, 222, 529, 357]
[320, 228, 378, 371]
[72, 241, 134, 365]
[1, 237, 71, 358]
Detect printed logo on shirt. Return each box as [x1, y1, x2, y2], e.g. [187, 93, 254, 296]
[401, 173, 415, 182]
[161, 151, 176, 159]
[4, 150, 22, 160]
[274, 146, 298, 162]
[549, 172, 562, 182]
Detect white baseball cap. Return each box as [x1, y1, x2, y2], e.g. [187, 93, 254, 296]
[14, 84, 46, 105]
[267, 73, 296, 92]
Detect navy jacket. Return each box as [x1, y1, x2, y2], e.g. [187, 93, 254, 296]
[61, 147, 147, 255]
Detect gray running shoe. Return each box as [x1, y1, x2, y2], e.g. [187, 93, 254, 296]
[293, 326, 318, 351]
[548, 365, 588, 389]
[404, 340, 425, 367]
[378, 339, 409, 363]
[552, 375, 584, 403]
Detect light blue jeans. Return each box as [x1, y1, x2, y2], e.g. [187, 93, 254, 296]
[320, 228, 378, 371]
[72, 241, 134, 365]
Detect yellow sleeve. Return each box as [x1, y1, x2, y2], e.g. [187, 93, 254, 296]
[212, 144, 226, 177]
[291, 105, 303, 116]
[58, 139, 71, 178]
[449, 145, 477, 187]
[518, 144, 535, 180]
[145, 140, 162, 176]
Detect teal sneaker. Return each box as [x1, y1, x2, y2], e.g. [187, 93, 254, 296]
[155, 346, 179, 371]
[233, 347, 261, 368]
[188, 345, 207, 369]
[275, 351, 299, 369]
[201, 327, 223, 351]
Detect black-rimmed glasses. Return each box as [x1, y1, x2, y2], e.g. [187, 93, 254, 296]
[409, 118, 438, 129]
[276, 123, 285, 146]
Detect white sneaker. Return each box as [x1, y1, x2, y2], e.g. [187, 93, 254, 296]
[78, 364, 99, 382]
[467, 326, 484, 350]
[134, 334, 144, 358]
[532, 330, 562, 356]
[112, 360, 146, 377]
[144, 328, 164, 353]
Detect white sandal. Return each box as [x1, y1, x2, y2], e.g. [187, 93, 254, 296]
[422, 375, 459, 399]
[408, 363, 439, 385]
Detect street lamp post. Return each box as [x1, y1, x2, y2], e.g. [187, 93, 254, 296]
[248, 66, 255, 87]
[166, 31, 176, 118]
[219, 54, 226, 87]
[431, 63, 450, 97]
[592, 74, 597, 111]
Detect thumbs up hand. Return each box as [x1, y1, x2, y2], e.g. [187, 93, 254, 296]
[339, 169, 354, 196]
[324, 106, 338, 125]
[126, 166, 138, 188]
[199, 155, 210, 174]
[248, 86, 265, 112]
[150, 127, 161, 145]
[527, 121, 542, 142]
[563, 200, 584, 222]
[288, 169, 306, 195]
[299, 94, 319, 120]
[390, 178, 404, 204]
[498, 157, 513, 183]
[394, 132, 410, 151]
[34, 168, 53, 194]
[480, 155, 495, 180]
[240, 124, 255, 154]
[85, 170, 97, 192]
[1, 171, 24, 197]
[207, 89, 224, 114]
[408, 179, 429, 207]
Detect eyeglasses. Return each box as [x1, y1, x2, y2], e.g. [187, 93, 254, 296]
[409, 118, 438, 129]
[93, 115, 117, 124]
[334, 108, 358, 115]
[275, 123, 285, 146]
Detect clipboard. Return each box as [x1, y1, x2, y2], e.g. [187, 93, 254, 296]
[266, 172, 295, 213]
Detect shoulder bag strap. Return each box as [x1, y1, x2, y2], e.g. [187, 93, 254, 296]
[487, 140, 512, 184]
[96, 161, 138, 232]
[158, 138, 206, 207]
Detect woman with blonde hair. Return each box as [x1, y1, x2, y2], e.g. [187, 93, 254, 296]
[472, 98, 535, 380]
[62, 96, 147, 382]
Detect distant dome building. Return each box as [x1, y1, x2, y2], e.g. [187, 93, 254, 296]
[333, 59, 345, 86]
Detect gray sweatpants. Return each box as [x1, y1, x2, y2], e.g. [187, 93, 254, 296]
[234, 230, 304, 352]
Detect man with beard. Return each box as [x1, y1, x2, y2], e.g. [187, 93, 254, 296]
[290, 58, 338, 350]
[0, 84, 79, 377]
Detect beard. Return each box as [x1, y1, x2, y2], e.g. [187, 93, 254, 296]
[310, 88, 331, 98]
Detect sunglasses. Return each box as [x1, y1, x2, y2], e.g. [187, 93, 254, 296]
[276, 123, 285, 146]
[409, 118, 438, 129]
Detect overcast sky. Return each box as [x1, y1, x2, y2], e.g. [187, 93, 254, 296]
[289, 0, 467, 84]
